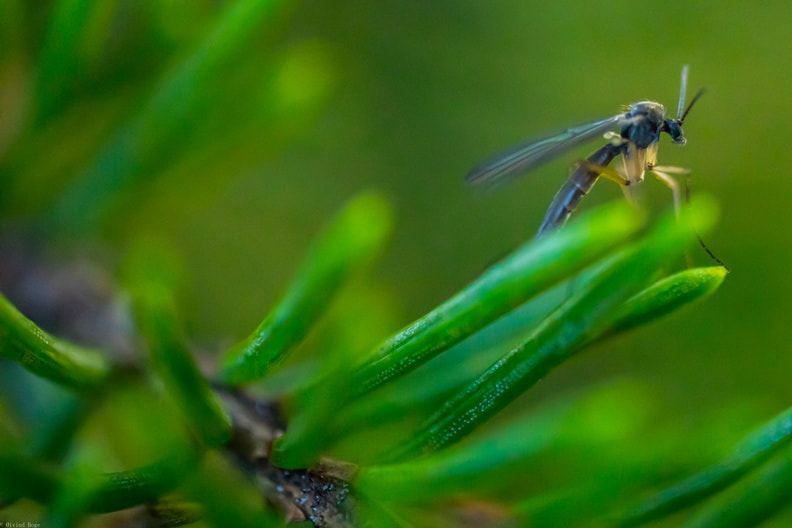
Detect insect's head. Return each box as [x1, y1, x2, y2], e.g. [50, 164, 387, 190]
[663, 87, 705, 146]
[667, 65, 706, 146]
[663, 118, 686, 145]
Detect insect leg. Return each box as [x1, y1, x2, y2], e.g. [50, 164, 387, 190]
[652, 165, 691, 175]
[678, 170, 730, 270]
[650, 166, 688, 217]
[579, 158, 645, 210]
[577, 160, 631, 186]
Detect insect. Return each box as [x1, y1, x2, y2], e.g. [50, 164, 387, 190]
[466, 66, 704, 236]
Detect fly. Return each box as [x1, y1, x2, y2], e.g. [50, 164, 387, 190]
[466, 66, 704, 237]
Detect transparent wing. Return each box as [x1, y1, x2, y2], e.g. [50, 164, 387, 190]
[466, 114, 627, 187]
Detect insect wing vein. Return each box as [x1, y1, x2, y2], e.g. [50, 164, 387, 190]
[466, 114, 625, 187]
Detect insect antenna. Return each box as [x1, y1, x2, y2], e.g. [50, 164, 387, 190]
[680, 87, 706, 125]
[676, 65, 689, 119]
[676, 65, 706, 124]
[685, 173, 729, 271]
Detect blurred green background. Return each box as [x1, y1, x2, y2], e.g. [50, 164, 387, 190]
[1, 0, 789, 469]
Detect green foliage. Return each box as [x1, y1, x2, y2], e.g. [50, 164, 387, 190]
[386, 203, 716, 460]
[34, 0, 117, 125]
[621, 405, 792, 526]
[0, 293, 110, 392]
[347, 201, 643, 396]
[182, 452, 282, 528]
[45, 0, 291, 235]
[43, 453, 103, 528]
[597, 266, 728, 345]
[221, 191, 394, 385]
[0, 188, 735, 526]
[0, 438, 199, 514]
[132, 281, 232, 447]
[3, 2, 787, 527]
[273, 201, 643, 468]
[684, 448, 792, 528]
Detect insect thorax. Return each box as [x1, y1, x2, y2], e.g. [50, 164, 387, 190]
[621, 101, 667, 149]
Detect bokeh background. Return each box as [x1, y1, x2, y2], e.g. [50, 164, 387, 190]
[1, 0, 790, 513]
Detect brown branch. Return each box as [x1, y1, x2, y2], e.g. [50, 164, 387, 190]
[219, 388, 356, 527]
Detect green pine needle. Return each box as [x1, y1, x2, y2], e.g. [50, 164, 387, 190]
[220, 191, 393, 385]
[132, 283, 232, 448]
[0, 293, 110, 392]
[621, 405, 792, 526]
[387, 200, 717, 460]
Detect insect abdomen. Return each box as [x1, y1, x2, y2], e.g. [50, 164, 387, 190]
[537, 144, 621, 236]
